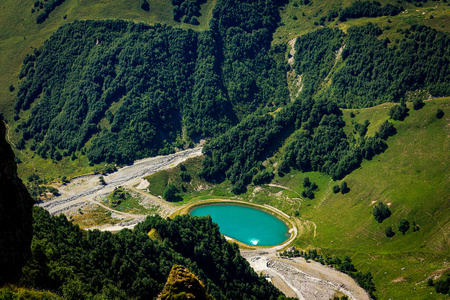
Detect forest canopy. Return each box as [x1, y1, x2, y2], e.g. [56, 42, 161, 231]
[15, 0, 289, 165]
[21, 207, 282, 299]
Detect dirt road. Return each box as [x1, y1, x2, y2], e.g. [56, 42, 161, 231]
[38, 147, 203, 216]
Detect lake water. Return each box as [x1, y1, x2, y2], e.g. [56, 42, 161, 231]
[190, 204, 290, 246]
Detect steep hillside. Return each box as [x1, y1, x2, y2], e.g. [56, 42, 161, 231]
[9, 0, 288, 171]
[0, 120, 33, 284]
[21, 207, 283, 299]
[0, 0, 216, 120]
[257, 98, 450, 299]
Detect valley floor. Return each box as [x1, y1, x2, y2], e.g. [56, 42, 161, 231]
[36, 147, 370, 299]
[38, 147, 202, 217]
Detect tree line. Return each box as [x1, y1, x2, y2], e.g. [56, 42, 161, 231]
[35, 0, 67, 24]
[338, 1, 403, 22]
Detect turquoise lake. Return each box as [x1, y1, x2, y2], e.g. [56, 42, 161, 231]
[190, 204, 290, 246]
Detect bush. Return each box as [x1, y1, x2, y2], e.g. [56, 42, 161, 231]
[398, 219, 410, 235]
[140, 0, 150, 11]
[163, 184, 178, 202]
[389, 104, 409, 121]
[332, 185, 340, 193]
[278, 160, 290, 176]
[340, 181, 349, 194]
[436, 108, 444, 119]
[9, 85, 15, 92]
[252, 169, 274, 185]
[189, 17, 200, 26]
[231, 180, 246, 194]
[303, 177, 311, 188]
[302, 188, 314, 199]
[434, 278, 450, 294]
[384, 226, 395, 238]
[373, 202, 391, 223]
[180, 171, 191, 182]
[412, 99, 424, 110]
[378, 121, 396, 140]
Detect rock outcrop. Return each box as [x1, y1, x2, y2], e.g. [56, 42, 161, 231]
[0, 120, 33, 284]
[158, 265, 213, 300]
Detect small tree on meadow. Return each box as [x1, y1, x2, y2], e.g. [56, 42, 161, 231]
[332, 185, 340, 193]
[140, 0, 150, 11]
[398, 219, 410, 235]
[385, 226, 395, 238]
[378, 121, 396, 140]
[373, 202, 391, 223]
[412, 99, 424, 110]
[303, 177, 311, 188]
[389, 104, 409, 121]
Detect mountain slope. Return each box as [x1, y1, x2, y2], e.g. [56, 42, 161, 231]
[21, 208, 282, 299]
[0, 120, 33, 284]
[10, 0, 288, 166]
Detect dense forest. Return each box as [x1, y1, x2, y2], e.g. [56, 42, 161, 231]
[294, 23, 450, 107]
[14, 0, 288, 165]
[13, 1, 449, 190]
[200, 95, 394, 192]
[198, 21, 449, 191]
[21, 207, 282, 299]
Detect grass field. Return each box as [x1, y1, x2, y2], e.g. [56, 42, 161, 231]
[157, 98, 450, 299]
[104, 187, 157, 214]
[144, 156, 213, 200]
[282, 98, 450, 299]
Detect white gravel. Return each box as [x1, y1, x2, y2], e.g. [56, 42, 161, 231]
[242, 251, 370, 300]
[38, 147, 203, 215]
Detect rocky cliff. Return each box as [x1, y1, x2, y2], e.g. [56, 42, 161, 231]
[158, 265, 214, 300]
[0, 120, 33, 284]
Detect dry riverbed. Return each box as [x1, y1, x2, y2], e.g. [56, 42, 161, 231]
[241, 251, 370, 300]
[38, 147, 202, 219]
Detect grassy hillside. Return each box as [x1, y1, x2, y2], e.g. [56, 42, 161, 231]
[0, 284, 61, 299]
[0, 0, 215, 121]
[276, 98, 450, 299]
[144, 156, 214, 200]
[164, 98, 449, 299]
[275, 0, 450, 45]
